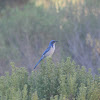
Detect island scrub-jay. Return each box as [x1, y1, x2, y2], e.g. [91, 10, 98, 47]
[34, 40, 58, 69]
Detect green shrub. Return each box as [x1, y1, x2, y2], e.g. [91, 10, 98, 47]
[0, 57, 100, 100]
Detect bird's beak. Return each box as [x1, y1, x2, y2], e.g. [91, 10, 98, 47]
[55, 41, 58, 42]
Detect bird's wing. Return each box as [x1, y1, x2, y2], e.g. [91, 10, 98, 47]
[42, 46, 51, 56]
[34, 56, 44, 69]
[34, 46, 51, 69]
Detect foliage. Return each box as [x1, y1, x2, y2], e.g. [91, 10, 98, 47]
[0, 0, 100, 76]
[0, 58, 100, 100]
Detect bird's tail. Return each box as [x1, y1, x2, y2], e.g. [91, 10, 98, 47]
[34, 56, 44, 69]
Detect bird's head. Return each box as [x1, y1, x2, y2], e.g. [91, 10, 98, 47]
[49, 40, 58, 47]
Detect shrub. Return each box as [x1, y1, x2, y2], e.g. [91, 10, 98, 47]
[0, 57, 100, 100]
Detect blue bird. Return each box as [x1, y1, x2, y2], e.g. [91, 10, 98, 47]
[34, 40, 58, 69]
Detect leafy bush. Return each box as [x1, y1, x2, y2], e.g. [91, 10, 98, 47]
[0, 57, 100, 100]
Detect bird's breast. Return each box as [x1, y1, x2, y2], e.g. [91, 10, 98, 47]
[45, 45, 55, 57]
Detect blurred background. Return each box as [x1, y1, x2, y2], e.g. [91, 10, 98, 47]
[0, 0, 100, 75]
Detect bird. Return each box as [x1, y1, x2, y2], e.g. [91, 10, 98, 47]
[34, 40, 58, 69]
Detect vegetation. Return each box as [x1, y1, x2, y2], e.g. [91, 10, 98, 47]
[0, 0, 100, 75]
[0, 58, 100, 100]
[0, 1, 100, 100]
